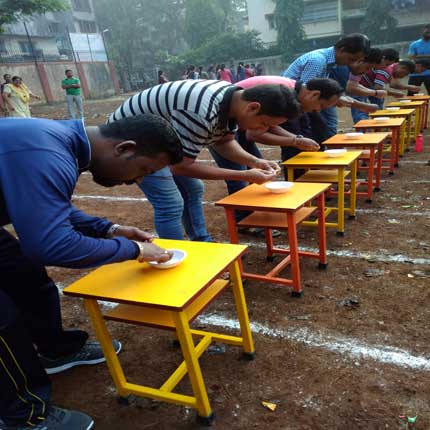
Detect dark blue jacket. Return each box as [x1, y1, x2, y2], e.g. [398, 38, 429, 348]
[0, 118, 137, 268]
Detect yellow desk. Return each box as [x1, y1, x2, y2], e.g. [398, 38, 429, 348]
[63, 239, 254, 425]
[282, 151, 361, 236]
[216, 182, 329, 296]
[386, 100, 426, 137]
[323, 132, 389, 201]
[369, 109, 414, 154]
[400, 95, 430, 129]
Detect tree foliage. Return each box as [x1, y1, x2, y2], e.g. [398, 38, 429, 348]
[273, 0, 305, 61]
[362, 0, 398, 43]
[0, 0, 68, 31]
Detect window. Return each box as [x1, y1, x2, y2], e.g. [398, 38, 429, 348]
[302, 1, 338, 23]
[265, 13, 276, 30]
[18, 41, 33, 54]
[78, 20, 97, 33]
[48, 22, 62, 34]
[71, 0, 92, 12]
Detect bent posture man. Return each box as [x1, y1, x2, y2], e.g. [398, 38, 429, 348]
[0, 115, 182, 430]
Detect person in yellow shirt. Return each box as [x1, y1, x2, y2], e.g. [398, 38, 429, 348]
[3, 76, 41, 117]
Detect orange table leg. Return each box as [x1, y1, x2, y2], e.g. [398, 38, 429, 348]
[264, 229, 275, 262]
[316, 193, 327, 269]
[286, 212, 302, 297]
[366, 146, 375, 203]
[394, 126, 400, 168]
[375, 141, 383, 191]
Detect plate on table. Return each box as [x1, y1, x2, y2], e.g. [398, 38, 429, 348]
[373, 117, 390, 123]
[386, 107, 400, 111]
[148, 249, 187, 269]
[325, 148, 347, 157]
[344, 132, 363, 140]
[264, 181, 294, 194]
[415, 93, 425, 96]
[400, 99, 411, 103]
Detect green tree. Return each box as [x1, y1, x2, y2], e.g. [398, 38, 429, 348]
[184, 0, 224, 49]
[0, 0, 68, 31]
[273, 0, 305, 61]
[362, 0, 397, 43]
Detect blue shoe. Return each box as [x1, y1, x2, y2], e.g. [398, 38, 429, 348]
[40, 340, 121, 375]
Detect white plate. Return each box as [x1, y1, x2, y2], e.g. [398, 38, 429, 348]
[400, 99, 411, 103]
[386, 107, 400, 111]
[264, 181, 294, 194]
[415, 93, 425, 96]
[325, 148, 347, 157]
[148, 249, 187, 269]
[373, 117, 390, 122]
[344, 132, 363, 140]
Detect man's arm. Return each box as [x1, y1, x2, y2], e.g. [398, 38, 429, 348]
[346, 80, 387, 98]
[389, 78, 421, 93]
[170, 155, 277, 183]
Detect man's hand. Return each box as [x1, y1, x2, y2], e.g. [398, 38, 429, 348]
[409, 85, 422, 93]
[242, 168, 277, 184]
[250, 158, 280, 172]
[141, 243, 173, 263]
[295, 138, 320, 151]
[374, 89, 387, 99]
[360, 103, 379, 113]
[113, 226, 154, 242]
[337, 95, 356, 108]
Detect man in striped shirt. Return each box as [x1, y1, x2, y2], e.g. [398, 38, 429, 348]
[109, 79, 301, 242]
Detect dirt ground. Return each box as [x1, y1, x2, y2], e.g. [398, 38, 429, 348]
[31, 97, 430, 430]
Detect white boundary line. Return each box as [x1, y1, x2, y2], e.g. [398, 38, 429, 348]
[196, 313, 430, 371]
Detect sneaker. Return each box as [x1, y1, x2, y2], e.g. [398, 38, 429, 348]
[3, 406, 93, 430]
[40, 340, 121, 375]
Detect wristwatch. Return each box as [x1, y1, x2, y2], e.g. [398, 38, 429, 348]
[294, 135, 304, 146]
[132, 240, 145, 262]
[106, 223, 121, 238]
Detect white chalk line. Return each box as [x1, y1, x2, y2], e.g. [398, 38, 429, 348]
[73, 194, 148, 202]
[196, 313, 430, 372]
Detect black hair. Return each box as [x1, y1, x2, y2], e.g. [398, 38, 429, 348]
[65, 69, 73, 74]
[158, 70, 163, 76]
[306, 78, 344, 100]
[364, 48, 383, 64]
[335, 33, 370, 55]
[381, 48, 399, 62]
[415, 59, 430, 69]
[3, 73, 10, 79]
[100, 114, 183, 164]
[398, 60, 416, 73]
[241, 85, 302, 119]
[12, 76, 22, 81]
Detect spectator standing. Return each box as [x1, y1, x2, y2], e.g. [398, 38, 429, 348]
[237, 62, 245, 81]
[218, 64, 234, 82]
[187, 65, 199, 79]
[207, 65, 217, 79]
[158, 70, 169, 84]
[408, 59, 430, 94]
[198, 66, 209, 79]
[0, 73, 12, 116]
[256, 63, 264, 76]
[408, 25, 430, 60]
[3, 76, 40, 118]
[244, 64, 255, 79]
[61, 69, 83, 119]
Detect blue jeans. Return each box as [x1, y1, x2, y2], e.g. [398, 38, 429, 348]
[138, 167, 212, 242]
[351, 95, 370, 123]
[368, 95, 384, 110]
[319, 106, 338, 138]
[209, 132, 263, 222]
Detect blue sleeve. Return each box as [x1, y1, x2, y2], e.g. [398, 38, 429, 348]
[408, 42, 417, 55]
[0, 150, 138, 268]
[69, 206, 112, 238]
[300, 59, 326, 82]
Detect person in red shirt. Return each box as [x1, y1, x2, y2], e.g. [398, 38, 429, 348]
[218, 64, 234, 83]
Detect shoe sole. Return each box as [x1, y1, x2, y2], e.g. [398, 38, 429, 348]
[45, 342, 122, 375]
[87, 419, 95, 430]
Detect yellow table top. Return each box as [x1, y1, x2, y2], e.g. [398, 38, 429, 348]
[369, 109, 415, 117]
[400, 95, 430, 101]
[324, 132, 389, 145]
[216, 182, 330, 212]
[354, 118, 405, 128]
[282, 150, 362, 167]
[63, 239, 247, 310]
[387, 101, 426, 107]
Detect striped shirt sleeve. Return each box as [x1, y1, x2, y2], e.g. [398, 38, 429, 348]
[373, 69, 392, 88]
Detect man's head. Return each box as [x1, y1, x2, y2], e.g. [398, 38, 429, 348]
[3, 74, 11, 83]
[393, 60, 416, 79]
[350, 48, 383, 75]
[334, 33, 371, 67]
[234, 85, 302, 133]
[415, 59, 430, 74]
[65, 69, 74, 78]
[422, 25, 430, 41]
[298, 78, 344, 112]
[12, 76, 22, 86]
[89, 114, 183, 187]
[381, 48, 399, 67]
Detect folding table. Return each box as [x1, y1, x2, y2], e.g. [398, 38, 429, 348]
[63, 239, 254, 425]
[216, 182, 329, 297]
[282, 151, 360, 236]
[369, 109, 414, 154]
[323, 132, 389, 202]
[354, 117, 405, 174]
